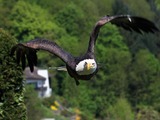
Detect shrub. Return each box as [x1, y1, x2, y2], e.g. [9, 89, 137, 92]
[0, 29, 26, 120]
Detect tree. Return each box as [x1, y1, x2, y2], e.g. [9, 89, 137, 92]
[54, 2, 86, 37]
[107, 98, 134, 120]
[120, 0, 155, 18]
[92, 0, 114, 16]
[9, 1, 60, 41]
[153, 0, 160, 11]
[127, 49, 160, 109]
[25, 85, 54, 119]
[0, 0, 17, 29]
[0, 29, 26, 120]
[112, 0, 133, 15]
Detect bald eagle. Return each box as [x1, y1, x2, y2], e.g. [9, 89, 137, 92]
[11, 15, 159, 85]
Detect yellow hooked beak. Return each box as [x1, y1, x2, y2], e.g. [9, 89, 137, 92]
[86, 63, 92, 70]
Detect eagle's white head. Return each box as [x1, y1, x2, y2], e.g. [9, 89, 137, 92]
[76, 59, 97, 75]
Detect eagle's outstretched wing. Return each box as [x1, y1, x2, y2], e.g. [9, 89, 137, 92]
[88, 15, 159, 53]
[109, 15, 159, 33]
[11, 38, 74, 72]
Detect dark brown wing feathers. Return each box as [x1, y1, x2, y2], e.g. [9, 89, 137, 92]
[11, 43, 37, 72]
[11, 39, 74, 72]
[110, 16, 159, 33]
[95, 15, 159, 33]
[25, 39, 74, 63]
[88, 15, 159, 53]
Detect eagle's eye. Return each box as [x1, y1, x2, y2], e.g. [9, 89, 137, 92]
[84, 62, 87, 67]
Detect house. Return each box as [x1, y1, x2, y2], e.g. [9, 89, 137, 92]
[24, 67, 52, 98]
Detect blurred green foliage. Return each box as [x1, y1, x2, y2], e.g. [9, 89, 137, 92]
[107, 98, 134, 120]
[9, 1, 59, 41]
[24, 85, 54, 120]
[0, 0, 160, 119]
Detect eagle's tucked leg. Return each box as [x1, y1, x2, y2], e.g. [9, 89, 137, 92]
[75, 79, 80, 86]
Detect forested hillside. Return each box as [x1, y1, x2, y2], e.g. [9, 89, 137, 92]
[0, 0, 160, 119]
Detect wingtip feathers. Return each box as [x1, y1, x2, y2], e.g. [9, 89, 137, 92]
[11, 43, 37, 72]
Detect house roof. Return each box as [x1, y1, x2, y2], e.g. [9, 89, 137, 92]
[24, 67, 46, 80]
